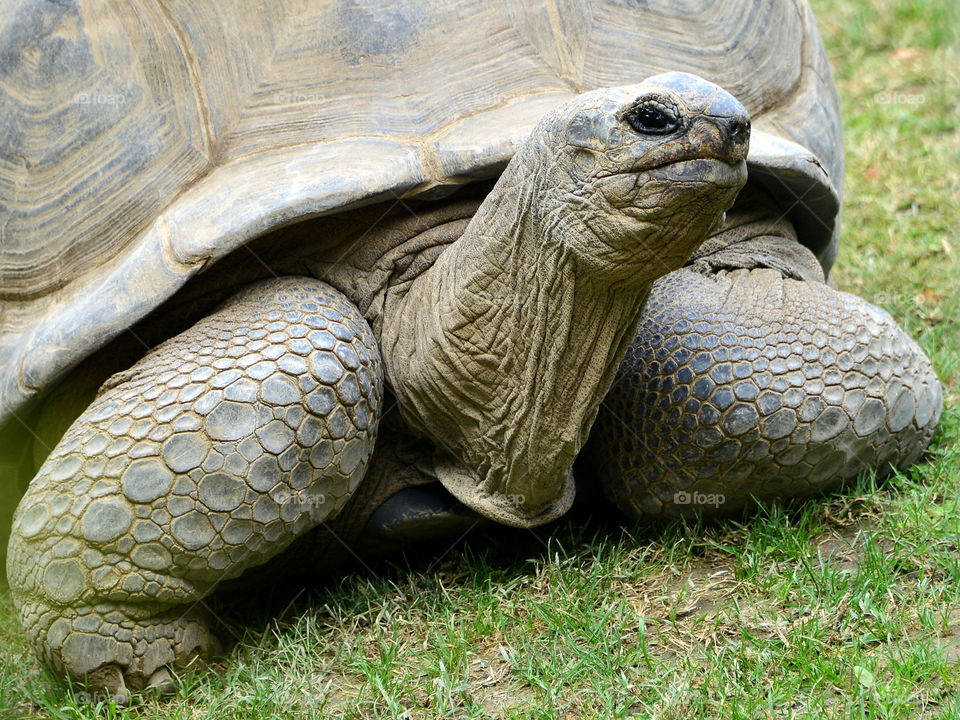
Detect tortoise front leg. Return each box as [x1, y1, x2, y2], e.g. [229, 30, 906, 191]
[6, 277, 382, 702]
[588, 211, 942, 520]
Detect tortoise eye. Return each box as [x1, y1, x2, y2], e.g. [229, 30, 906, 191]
[626, 98, 680, 135]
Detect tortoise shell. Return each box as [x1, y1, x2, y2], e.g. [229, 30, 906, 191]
[0, 0, 841, 420]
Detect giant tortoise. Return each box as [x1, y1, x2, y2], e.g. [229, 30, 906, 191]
[1, 0, 942, 702]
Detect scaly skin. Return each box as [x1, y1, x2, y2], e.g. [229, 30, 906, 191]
[7, 277, 382, 699]
[589, 196, 943, 518]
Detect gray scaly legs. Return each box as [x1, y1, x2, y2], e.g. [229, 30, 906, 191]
[590, 225, 942, 519]
[7, 277, 382, 699]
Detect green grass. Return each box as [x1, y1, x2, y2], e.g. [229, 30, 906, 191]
[2, 0, 958, 717]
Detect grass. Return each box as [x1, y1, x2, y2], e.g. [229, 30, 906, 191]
[1, 0, 958, 717]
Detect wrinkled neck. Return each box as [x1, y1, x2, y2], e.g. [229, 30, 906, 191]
[380, 155, 653, 526]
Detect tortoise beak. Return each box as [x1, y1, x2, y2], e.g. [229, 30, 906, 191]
[719, 116, 751, 153]
[698, 113, 751, 164]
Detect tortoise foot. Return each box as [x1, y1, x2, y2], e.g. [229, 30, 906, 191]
[21, 600, 219, 700]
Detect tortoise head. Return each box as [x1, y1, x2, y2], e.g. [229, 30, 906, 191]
[522, 72, 751, 279]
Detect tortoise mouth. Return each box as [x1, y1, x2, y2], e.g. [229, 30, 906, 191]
[597, 157, 747, 191]
[642, 157, 748, 189]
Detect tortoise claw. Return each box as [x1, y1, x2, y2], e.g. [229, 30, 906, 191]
[86, 663, 129, 706]
[147, 667, 176, 695]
